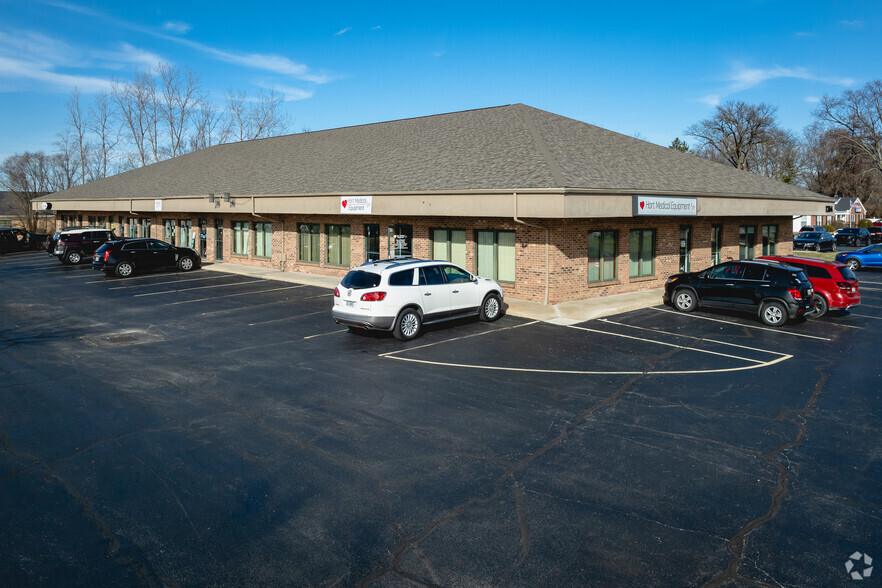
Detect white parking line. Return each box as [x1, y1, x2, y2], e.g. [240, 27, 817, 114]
[134, 279, 265, 296]
[846, 313, 882, 320]
[101, 274, 230, 289]
[859, 287, 882, 292]
[248, 310, 326, 326]
[164, 284, 306, 305]
[303, 329, 348, 340]
[650, 307, 832, 341]
[380, 320, 788, 375]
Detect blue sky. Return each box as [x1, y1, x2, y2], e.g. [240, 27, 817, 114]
[1, 0, 880, 163]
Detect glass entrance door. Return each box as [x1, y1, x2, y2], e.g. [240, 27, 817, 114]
[215, 219, 223, 260]
[679, 225, 692, 273]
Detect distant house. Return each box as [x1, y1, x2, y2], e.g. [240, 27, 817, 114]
[0, 191, 54, 231]
[834, 196, 866, 226]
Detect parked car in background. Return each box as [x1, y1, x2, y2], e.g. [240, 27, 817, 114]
[792, 231, 835, 252]
[834, 227, 872, 247]
[0, 227, 49, 254]
[332, 258, 504, 340]
[663, 260, 813, 327]
[868, 226, 882, 243]
[53, 228, 118, 264]
[92, 238, 200, 277]
[799, 225, 830, 233]
[758, 255, 859, 317]
[835, 244, 882, 270]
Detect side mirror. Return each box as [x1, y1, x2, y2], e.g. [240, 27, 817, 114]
[469, 273, 477, 282]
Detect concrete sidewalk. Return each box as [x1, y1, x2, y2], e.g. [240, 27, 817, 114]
[200, 261, 664, 324]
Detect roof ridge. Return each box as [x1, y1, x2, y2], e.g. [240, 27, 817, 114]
[514, 105, 565, 187]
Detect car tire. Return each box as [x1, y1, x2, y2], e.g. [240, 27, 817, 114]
[811, 293, 829, 318]
[846, 258, 861, 271]
[66, 250, 82, 264]
[673, 288, 697, 312]
[760, 301, 787, 327]
[115, 261, 134, 278]
[178, 256, 195, 271]
[479, 294, 503, 321]
[393, 308, 422, 341]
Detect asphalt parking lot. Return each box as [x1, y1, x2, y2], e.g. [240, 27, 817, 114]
[1, 251, 880, 586]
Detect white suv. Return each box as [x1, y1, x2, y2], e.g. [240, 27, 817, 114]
[332, 259, 505, 340]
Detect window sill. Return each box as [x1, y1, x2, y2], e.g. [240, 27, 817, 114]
[629, 275, 657, 283]
[587, 280, 620, 288]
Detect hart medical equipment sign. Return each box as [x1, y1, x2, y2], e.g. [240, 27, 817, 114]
[633, 195, 697, 216]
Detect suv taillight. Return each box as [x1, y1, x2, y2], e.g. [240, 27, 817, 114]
[837, 281, 853, 292]
[103, 250, 112, 261]
[334, 287, 340, 297]
[360, 292, 386, 302]
[787, 287, 803, 300]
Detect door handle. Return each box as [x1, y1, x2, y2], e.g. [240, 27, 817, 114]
[452, 290, 459, 294]
[424, 292, 431, 296]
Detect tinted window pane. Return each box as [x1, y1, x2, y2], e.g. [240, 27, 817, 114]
[442, 265, 471, 284]
[420, 266, 446, 286]
[340, 270, 381, 289]
[806, 265, 832, 279]
[388, 269, 414, 286]
[743, 264, 767, 281]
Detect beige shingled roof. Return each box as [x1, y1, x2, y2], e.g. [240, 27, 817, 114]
[47, 104, 827, 202]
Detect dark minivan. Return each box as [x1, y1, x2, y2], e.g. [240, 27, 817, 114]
[663, 260, 814, 327]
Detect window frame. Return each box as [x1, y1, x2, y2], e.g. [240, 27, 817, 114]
[326, 224, 350, 267]
[431, 227, 467, 267]
[254, 221, 272, 258]
[298, 222, 320, 263]
[232, 220, 250, 256]
[475, 229, 516, 283]
[588, 229, 618, 284]
[628, 228, 656, 279]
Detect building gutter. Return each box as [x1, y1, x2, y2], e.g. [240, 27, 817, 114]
[513, 191, 549, 305]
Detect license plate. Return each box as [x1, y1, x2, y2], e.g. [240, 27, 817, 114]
[346, 301, 355, 308]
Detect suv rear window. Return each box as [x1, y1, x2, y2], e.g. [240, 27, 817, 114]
[341, 270, 381, 289]
[388, 269, 414, 286]
[838, 266, 857, 281]
[804, 265, 832, 280]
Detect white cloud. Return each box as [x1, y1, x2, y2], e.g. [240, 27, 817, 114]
[698, 94, 720, 107]
[726, 63, 854, 91]
[841, 19, 863, 28]
[0, 55, 111, 92]
[805, 96, 820, 103]
[270, 85, 314, 101]
[92, 43, 165, 70]
[334, 27, 352, 36]
[162, 21, 192, 35]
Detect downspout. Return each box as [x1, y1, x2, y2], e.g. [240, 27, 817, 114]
[513, 191, 549, 306]
[129, 199, 139, 215]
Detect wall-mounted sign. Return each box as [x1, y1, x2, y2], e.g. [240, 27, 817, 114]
[154, 199, 163, 211]
[633, 195, 697, 216]
[340, 195, 372, 214]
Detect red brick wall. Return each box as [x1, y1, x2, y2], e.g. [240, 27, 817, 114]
[58, 211, 793, 303]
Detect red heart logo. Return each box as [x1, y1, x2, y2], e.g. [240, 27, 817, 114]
[342, 200, 348, 208]
[639, 201, 645, 209]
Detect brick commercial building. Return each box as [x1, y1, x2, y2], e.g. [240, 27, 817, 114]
[35, 104, 828, 304]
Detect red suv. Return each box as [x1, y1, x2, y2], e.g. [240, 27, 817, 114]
[758, 255, 860, 317]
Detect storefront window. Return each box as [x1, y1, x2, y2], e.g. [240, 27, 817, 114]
[476, 230, 515, 282]
[432, 228, 466, 267]
[762, 225, 777, 256]
[326, 224, 350, 266]
[254, 222, 272, 258]
[232, 221, 249, 255]
[299, 223, 320, 263]
[588, 230, 617, 283]
[739, 226, 756, 259]
[629, 229, 655, 278]
[711, 224, 723, 265]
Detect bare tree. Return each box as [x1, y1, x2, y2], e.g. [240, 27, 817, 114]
[52, 132, 79, 192]
[1, 152, 51, 231]
[65, 87, 90, 184]
[225, 88, 289, 142]
[685, 101, 780, 172]
[748, 127, 801, 183]
[158, 63, 203, 158]
[801, 124, 881, 213]
[88, 90, 121, 179]
[112, 69, 156, 167]
[190, 97, 229, 151]
[814, 80, 882, 176]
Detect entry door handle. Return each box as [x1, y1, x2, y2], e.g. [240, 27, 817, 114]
[452, 289, 459, 294]
[424, 292, 431, 296]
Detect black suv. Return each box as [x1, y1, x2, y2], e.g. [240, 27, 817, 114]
[834, 227, 872, 247]
[92, 238, 200, 278]
[53, 228, 118, 264]
[868, 226, 882, 243]
[0, 227, 49, 254]
[663, 260, 814, 327]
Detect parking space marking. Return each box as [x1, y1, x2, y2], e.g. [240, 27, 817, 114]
[248, 310, 326, 326]
[303, 329, 349, 340]
[859, 286, 882, 292]
[380, 320, 788, 375]
[99, 274, 230, 289]
[650, 308, 832, 341]
[163, 284, 307, 305]
[847, 313, 882, 320]
[134, 279, 265, 296]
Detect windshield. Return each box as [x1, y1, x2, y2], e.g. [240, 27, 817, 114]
[341, 270, 381, 289]
[802, 232, 820, 238]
